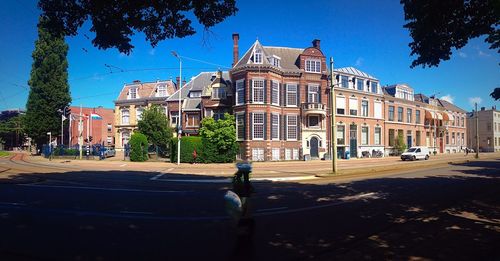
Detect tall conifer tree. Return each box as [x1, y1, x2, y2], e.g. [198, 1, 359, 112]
[25, 17, 71, 149]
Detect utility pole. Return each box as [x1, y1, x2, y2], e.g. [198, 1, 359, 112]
[475, 103, 479, 159]
[79, 105, 83, 159]
[329, 57, 337, 174]
[172, 51, 182, 165]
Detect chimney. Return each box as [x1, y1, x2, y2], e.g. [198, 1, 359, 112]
[176, 76, 180, 90]
[216, 70, 222, 78]
[481, 107, 485, 111]
[312, 39, 321, 49]
[232, 33, 239, 67]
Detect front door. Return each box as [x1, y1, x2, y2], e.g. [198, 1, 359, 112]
[350, 124, 357, 158]
[407, 135, 412, 148]
[310, 137, 319, 158]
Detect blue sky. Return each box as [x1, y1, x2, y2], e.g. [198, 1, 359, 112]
[0, 0, 498, 112]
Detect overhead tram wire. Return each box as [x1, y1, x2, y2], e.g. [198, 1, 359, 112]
[69, 66, 218, 81]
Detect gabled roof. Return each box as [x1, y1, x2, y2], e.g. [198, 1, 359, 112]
[233, 39, 304, 73]
[167, 71, 230, 101]
[439, 99, 467, 113]
[115, 80, 176, 102]
[183, 97, 201, 111]
[414, 93, 428, 103]
[334, 67, 378, 80]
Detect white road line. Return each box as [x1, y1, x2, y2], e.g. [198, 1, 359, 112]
[152, 175, 317, 183]
[19, 184, 189, 193]
[0, 202, 27, 206]
[256, 207, 288, 212]
[156, 178, 233, 184]
[120, 164, 127, 167]
[150, 173, 165, 180]
[119, 211, 153, 215]
[252, 176, 318, 182]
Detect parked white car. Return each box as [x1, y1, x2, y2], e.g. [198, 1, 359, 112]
[401, 146, 430, 161]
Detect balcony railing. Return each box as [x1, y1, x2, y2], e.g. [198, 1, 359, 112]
[301, 103, 326, 115]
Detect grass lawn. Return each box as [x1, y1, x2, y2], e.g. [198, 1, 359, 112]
[0, 151, 10, 157]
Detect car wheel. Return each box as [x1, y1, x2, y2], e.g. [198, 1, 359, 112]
[425, 155, 429, 160]
[412, 156, 416, 161]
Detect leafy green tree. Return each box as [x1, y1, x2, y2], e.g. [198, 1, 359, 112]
[199, 113, 238, 163]
[394, 132, 407, 155]
[0, 115, 26, 149]
[129, 132, 148, 162]
[137, 105, 173, 156]
[38, 0, 238, 54]
[401, 0, 499, 68]
[491, 88, 500, 100]
[25, 18, 71, 150]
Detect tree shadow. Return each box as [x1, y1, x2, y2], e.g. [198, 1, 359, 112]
[0, 160, 498, 260]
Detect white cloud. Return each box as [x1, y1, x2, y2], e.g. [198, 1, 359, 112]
[149, 48, 156, 56]
[478, 50, 491, 57]
[440, 94, 454, 104]
[355, 57, 364, 67]
[458, 51, 467, 58]
[468, 97, 482, 107]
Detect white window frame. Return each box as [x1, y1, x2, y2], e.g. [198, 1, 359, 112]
[357, 79, 364, 91]
[107, 124, 112, 132]
[252, 112, 264, 140]
[271, 114, 279, 140]
[336, 96, 346, 115]
[374, 127, 381, 145]
[186, 114, 199, 127]
[361, 126, 369, 145]
[136, 107, 144, 121]
[252, 148, 264, 161]
[286, 114, 298, 140]
[293, 148, 299, 160]
[308, 84, 319, 103]
[305, 59, 321, 73]
[236, 79, 244, 105]
[254, 49, 262, 64]
[129, 86, 139, 99]
[272, 148, 280, 161]
[337, 124, 345, 145]
[121, 109, 130, 125]
[157, 84, 166, 97]
[236, 113, 245, 141]
[170, 111, 179, 126]
[107, 136, 113, 144]
[271, 80, 280, 105]
[212, 87, 226, 99]
[285, 149, 292, 160]
[286, 83, 297, 106]
[308, 115, 320, 128]
[349, 97, 358, 116]
[252, 79, 264, 103]
[361, 100, 369, 117]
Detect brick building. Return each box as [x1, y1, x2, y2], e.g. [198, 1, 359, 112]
[68, 106, 114, 147]
[230, 34, 330, 161]
[467, 107, 500, 152]
[114, 80, 177, 150]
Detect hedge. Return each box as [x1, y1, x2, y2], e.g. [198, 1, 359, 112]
[170, 136, 202, 163]
[130, 133, 148, 162]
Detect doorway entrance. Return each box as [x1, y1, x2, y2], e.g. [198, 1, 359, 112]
[310, 137, 319, 158]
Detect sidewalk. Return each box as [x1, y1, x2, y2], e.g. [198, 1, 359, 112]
[26, 151, 500, 178]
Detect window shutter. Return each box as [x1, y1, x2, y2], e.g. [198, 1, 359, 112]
[249, 80, 253, 103]
[249, 113, 253, 140]
[264, 113, 267, 140]
[284, 115, 288, 140]
[297, 115, 301, 140]
[282, 83, 286, 106]
[296, 85, 300, 106]
[264, 80, 267, 104]
[318, 86, 322, 103]
[243, 80, 247, 104]
[280, 115, 285, 140]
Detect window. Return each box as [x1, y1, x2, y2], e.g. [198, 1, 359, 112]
[374, 127, 381, 145]
[308, 115, 319, 128]
[361, 127, 368, 145]
[388, 106, 395, 121]
[252, 113, 264, 140]
[293, 149, 299, 160]
[287, 115, 298, 140]
[272, 148, 280, 161]
[337, 125, 345, 145]
[416, 131, 421, 146]
[189, 91, 201, 98]
[349, 98, 358, 116]
[389, 129, 395, 146]
[236, 80, 244, 105]
[452, 132, 455, 144]
[186, 114, 199, 127]
[371, 82, 378, 94]
[308, 84, 319, 103]
[136, 108, 143, 121]
[398, 107, 403, 122]
[361, 100, 368, 117]
[252, 79, 264, 103]
[252, 148, 264, 161]
[272, 57, 281, 67]
[212, 87, 226, 99]
[461, 117, 464, 127]
[121, 109, 129, 124]
[416, 110, 421, 124]
[271, 81, 279, 105]
[254, 49, 262, 64]
[407, 108, 412, 123]
[286, 84, 297, 106]
[107, 124, 112, 132]
[305, 59, 321, 73]
[236, 114, 245, 140]
[107, 136, 112, 144]
[157, 84, 166, 97]
[271, 114, 279, 140]
[122, 131, 130, 145]
[336, 96, 346, 115]
[374, 101, 382, 119]
[213, 112, 225, 121]
[446, 133, 449, 144]
[341, 76, 349, 88]
[129, 87, 137, 99]
[357, 79, 364, 91]
[285, 149, 292, 160]
[170, 111, 179, 126]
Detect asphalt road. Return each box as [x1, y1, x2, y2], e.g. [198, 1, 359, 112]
[0, 155, 499, 260]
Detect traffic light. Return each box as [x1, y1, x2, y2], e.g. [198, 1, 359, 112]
[89, 136, 93, 142]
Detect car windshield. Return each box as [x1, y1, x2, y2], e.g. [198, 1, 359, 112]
[407, 148, 417, 152]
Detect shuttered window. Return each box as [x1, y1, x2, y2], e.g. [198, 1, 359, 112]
[252, 112, 264, 140]
[287, 115, 298, 140]
[286, 84, 297, 106]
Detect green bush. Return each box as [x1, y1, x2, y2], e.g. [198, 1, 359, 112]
[129, 133, 148, 162]
[170, 136, 202, 163]
[199, 113, 238, 163]
[394, 132, 407, 155]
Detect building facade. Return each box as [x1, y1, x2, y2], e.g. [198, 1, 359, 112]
[114, 80, 177, 150]
[68, 106, 115, 147]
[467, 107, 500, 152]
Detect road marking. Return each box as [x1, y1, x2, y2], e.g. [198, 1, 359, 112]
[150, 173, 165, 180]
[0, 202, 27, 206]
[19, 184, 190, 193]
[256, 207, 288, 212]
[120, 211, 153, 215]
[120, 164, 127, 167]
[252, 176, 318, 182]
[155, 178, 233, 184]
[152, 175, 317, 183]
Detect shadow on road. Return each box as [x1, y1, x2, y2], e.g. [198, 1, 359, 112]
[0, 160, 499, 260]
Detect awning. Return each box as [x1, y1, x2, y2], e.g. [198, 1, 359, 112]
[425, 110, 443, 120]
[442, 112, 454, 122]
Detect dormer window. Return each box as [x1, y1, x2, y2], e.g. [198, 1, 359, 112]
[129, 87, 137, 99]
[357, 79, 364, 91]
[212, 87, 226, 99]
[254, 49, 262, 64]
[189, 91, 201, 98]
[305, 59, 321, 73]
[371, 82, 378, 94]
[157, 84, 166, 97]
[271, 55, 281, 67]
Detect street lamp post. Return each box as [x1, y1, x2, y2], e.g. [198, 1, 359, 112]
[58, 106, 69, 147]
[171, 51, 182, 165]
[329, 57, 338, 174]
[475, 102, 479, 159]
